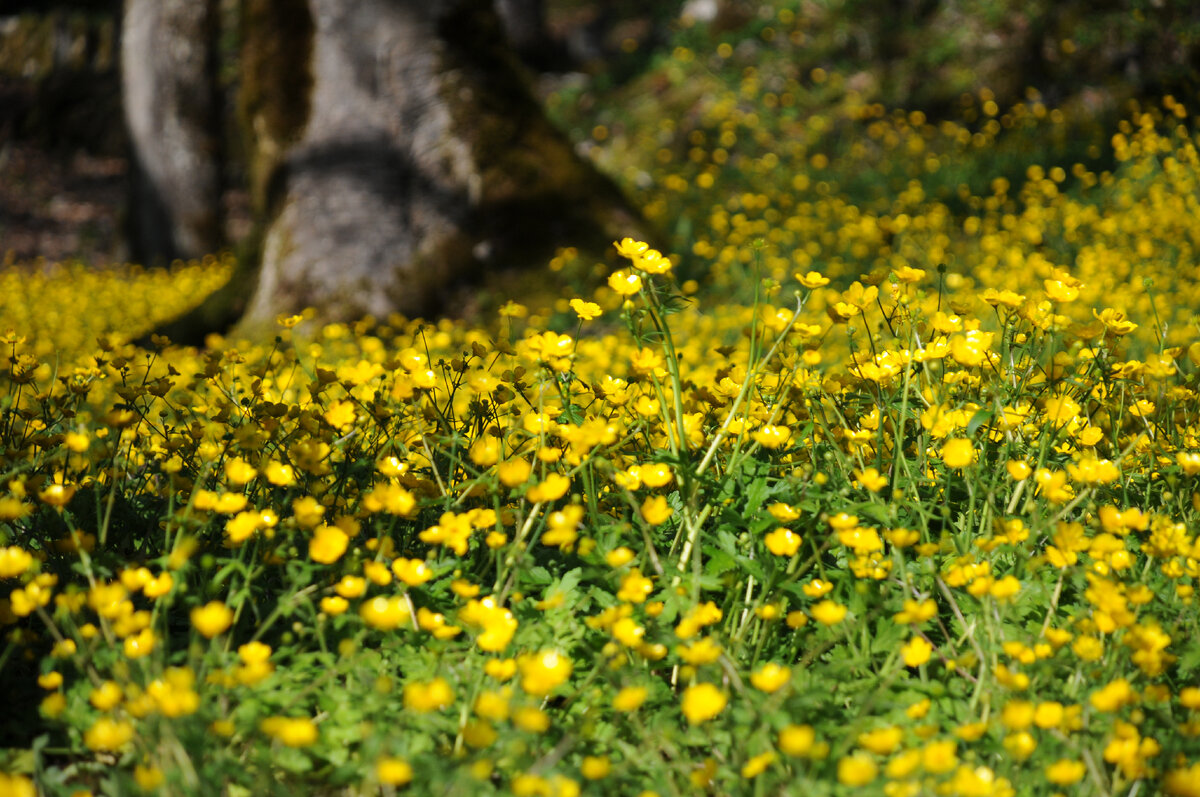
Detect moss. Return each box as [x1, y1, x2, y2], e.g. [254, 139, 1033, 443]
[435, 0, 654, 277]
[237, 0, 314, 215]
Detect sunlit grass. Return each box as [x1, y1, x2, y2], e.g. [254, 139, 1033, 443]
[4, 19, 1200, 797]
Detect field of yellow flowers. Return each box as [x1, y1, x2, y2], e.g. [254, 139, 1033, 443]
[6, 20, 1200, 797]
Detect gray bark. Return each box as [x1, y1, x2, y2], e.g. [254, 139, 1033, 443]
[239, 0, 642, 327]
[121, 0, 221, 263]
[244, 0, 472, 323]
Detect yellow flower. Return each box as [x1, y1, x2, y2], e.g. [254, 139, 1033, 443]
[1001, 700, 1035, 730]
[517, 650, 573, 696]
[527, 473, 570, 503]
[38, 480, 77, 508]
[640, 495, 674, 525]
[468, 436, 501, 467]
[941, 438, 975, 469]
[326, 580, 366, 605]
[0, 774, 35, 797]
[224, 457, 257, 485]
[512, 705, 550, 732]
[239, 641, 273, 664]
[803, 579, 834, 598]
[639, 462, 674, 487]
[292, 495, 326, 528]
[989, 575, 1021, 601]
[771, 503, 801, 521]
[323, 399, 357, 430]
[581, 756, 611, 780]
[608, 270, 643, 296]
[37, 671, 62, 690]
[133, 765, 164, 790]
[634, 248, 672, 274]
[1046, 758, 1084, 782]
[392, 557, 433, 587]
[462, 598, 519, 652]
[921, 740, 959, 773]
[40, 693, 66, 718]
[764, 527, 802, 556]
[630, 346, 666, 376]
[191, 601, 233, 638]
[570, 298, 602, 321]
[0, 546, 33, 578]
[901, 635, 933, 667]
[497, 459, 532, 487]
[123, 628, 156, 659]
[265, 461, 296, 486]
[485, 658, 517, 680]
[779, 724, 816, 756]
[949, 329, 994, 367]
[403, 677, 454, 712]
[907, 699, 931, 719]
[837, 754, 878, 786]
[89, 681, 123, 711]
[681, 682, 727, 724]
[979, 288, 1025, 307]
[886, 750, 922, 780]
[741, 751, 777, 779]
[893, 599, 936, 624]
[858, 726, 903, 755]
[261, 716, 319, 747]
[752, 424, 792, 449]
[1164, 763, 1200, 796]
[853, 467, 888, 492]
[309, 524, 349, 564]
[614, 237, 650, 260]
[617, 569, 654, 604]
[1034, 701, 1064, 729]
[613, 685, 648, 712]
[84, 717, 134, 751]
[955, 722, 987, 741]
[1043, 279, 1079, 302]
[893, 265, 925, 283]
[795, 270, 830, 288]
[359, 596, 410, 630]
[377, 757, 413, 786]
[605, 547, 635, 567]
[1006, 460, 1031, 480]
[611, 616, 644, 647]
[1090, 678, 1133, 712]
[1093, 307, 1138, 336]
[749, 663, 791, 693]
[810, 599, 847, 625]
[676, 636, 722, 665]
[1129, 398, 1155, 417]
[143, 571, 174, 598]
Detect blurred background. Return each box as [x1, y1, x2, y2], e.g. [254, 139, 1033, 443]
[2, 0, 1199, 272]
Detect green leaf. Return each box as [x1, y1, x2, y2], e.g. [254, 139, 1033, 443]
[967, 409, 993, 438]
[703, 549, 736, 577]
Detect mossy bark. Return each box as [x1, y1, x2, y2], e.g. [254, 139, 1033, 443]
[236, 0, 647, 330]
[238, 0, 314, 217]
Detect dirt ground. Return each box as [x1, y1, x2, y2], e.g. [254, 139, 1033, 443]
[0, 141, 127, 266]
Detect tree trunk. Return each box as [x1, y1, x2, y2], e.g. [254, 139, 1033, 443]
[494, 0, 569, 70]
[236, 0, 643, 329]
[121, 0, 221, 263]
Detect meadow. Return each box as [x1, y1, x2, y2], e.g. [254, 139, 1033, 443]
[4, 7, 1200, 796]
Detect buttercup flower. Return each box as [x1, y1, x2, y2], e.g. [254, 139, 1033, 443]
[681, 683, 727, 724]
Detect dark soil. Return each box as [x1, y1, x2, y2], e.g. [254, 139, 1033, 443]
[0, 140, 127, 265]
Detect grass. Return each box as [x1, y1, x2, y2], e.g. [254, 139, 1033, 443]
[4, 4, 1200, 795]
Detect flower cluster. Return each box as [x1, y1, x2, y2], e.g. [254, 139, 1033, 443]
[4, 25, 1200, 797]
